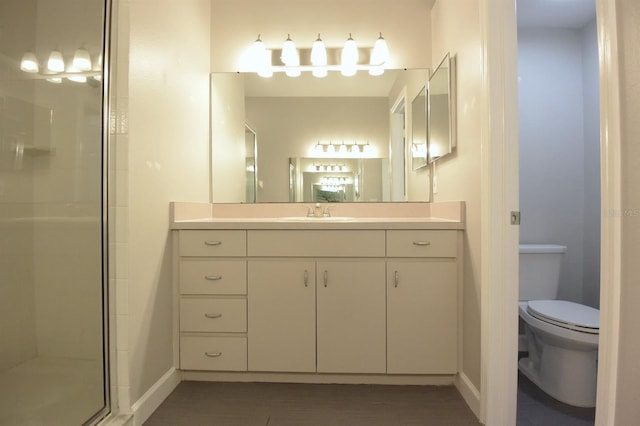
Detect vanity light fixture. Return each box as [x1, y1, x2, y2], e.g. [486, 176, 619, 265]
[20, 52, 39, 73]
[247, 33, 389, 77]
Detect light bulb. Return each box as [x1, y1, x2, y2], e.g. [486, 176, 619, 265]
[258, 48, 273, 78]
[281, 34, 298, 66]
[341, 33, 358, 76]
[315, 142, 324, 153]
[311, 34, 328, 78]
[20, 52, 39, 73]
[73, 47, 92, 71]
[370, 33, 389, 65]
[47, 50, 65, 72]
[285, 53, 301, 77]
[339, 142, 348, 154]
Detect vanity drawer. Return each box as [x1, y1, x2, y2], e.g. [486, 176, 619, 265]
[179, 230, 246, 257]
[180, 260, 247, 295]
[248, 230, 385, 257]
[180, 335, 247, 371]
[386, 230, 457, 258]
[180, 298, 247, 332]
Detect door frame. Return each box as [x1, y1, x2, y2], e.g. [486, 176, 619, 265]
[479, 0, 622, 424]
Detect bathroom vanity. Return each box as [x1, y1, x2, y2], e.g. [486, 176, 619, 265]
[171, 201, 464, 385]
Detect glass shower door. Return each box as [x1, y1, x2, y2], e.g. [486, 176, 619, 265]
[0, 0, 110, 424]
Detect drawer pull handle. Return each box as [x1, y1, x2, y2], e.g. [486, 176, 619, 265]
[204, 351, 222, 358]
[394, 270, 399, 288]
[323, 270, 328, 287]
[413, 241, 431, 246]
[204, 313, 222, 319]
[205, 275, 222, 281]
[304, 270, 309, 287]
[204, 241, 222, 246]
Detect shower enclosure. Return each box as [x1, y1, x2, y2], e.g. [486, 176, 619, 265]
[0, 0, 110, 424]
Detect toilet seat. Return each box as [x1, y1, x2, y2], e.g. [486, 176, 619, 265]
[527, 300, 599, 334]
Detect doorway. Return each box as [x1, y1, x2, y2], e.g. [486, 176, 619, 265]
[481, 0, 622, 424]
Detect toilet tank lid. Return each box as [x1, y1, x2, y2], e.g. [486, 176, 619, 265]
[519, 244, 567, 254]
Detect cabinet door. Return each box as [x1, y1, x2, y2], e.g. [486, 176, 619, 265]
[316, 260, 386, 373]
[248, 260, 316, 372]
[387, 260, 457, 374]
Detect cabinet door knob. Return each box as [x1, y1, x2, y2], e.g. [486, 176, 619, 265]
[204, 240, 222, 246]
[394, 270, 399, 288]
[205, 275, 222, 281]
[204, 351, 222, 358]
[204, 313, 222, 319]
[304, 269, 309, 287]
[413, 241, 431, 246]
[323, 270, 328, 287]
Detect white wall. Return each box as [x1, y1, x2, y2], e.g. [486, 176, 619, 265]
[518, 27, 595, 304]
[115, 0, 212, 406]
[615, 0, 640, 422]
[211, 74, 247, 203]
[245, 96, 389, 202]
[430, 0, 483, 389]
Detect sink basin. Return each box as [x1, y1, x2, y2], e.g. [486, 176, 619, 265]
[278, 216, 355, 222]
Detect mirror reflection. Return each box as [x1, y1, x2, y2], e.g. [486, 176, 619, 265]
[211, 69, 429, 203]
[411, 85, 427, 170]
[428, 53, 456, 163]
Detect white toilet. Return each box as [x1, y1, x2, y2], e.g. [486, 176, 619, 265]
[518, 243, 600, 407]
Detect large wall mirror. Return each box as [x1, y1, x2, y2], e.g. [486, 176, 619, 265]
[210, 68, 429, 203]
[427, 53, 456, 163]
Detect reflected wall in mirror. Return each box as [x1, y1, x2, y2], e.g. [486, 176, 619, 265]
[210, 68, 429, 203]
[411, 85, 427, 170]
[427, 53, 456, 163]
[245, 123, 257, 202]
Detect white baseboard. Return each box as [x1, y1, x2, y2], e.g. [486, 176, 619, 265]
[455, 372, 481, 421]
[131, 367, 181, 426]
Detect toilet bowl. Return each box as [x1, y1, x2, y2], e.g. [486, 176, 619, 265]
[518, 243, 600, 408]
[519, 300, 599, 407]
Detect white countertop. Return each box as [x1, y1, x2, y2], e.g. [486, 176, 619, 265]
[169, 202, 465, 230]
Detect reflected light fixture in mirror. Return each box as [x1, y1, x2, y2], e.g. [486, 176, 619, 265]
[20, 52, 39, 73]
[313, 141, 373, 157]
[73, 47, 92, 71]
[47, 50, 65, 72]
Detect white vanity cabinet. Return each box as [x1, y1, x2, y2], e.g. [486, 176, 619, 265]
[316, 260, 386, 373]
[176, 230, 248, 372]
[247, 260, 316, 372]
[173, 224, 462, 381]
[386, 230, 459, 374]
[246, 230, 386, 374]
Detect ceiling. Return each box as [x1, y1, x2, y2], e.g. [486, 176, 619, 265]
[517, 0, 597, 29]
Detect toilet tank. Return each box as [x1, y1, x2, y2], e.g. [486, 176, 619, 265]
[519, 244, 567, 301]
